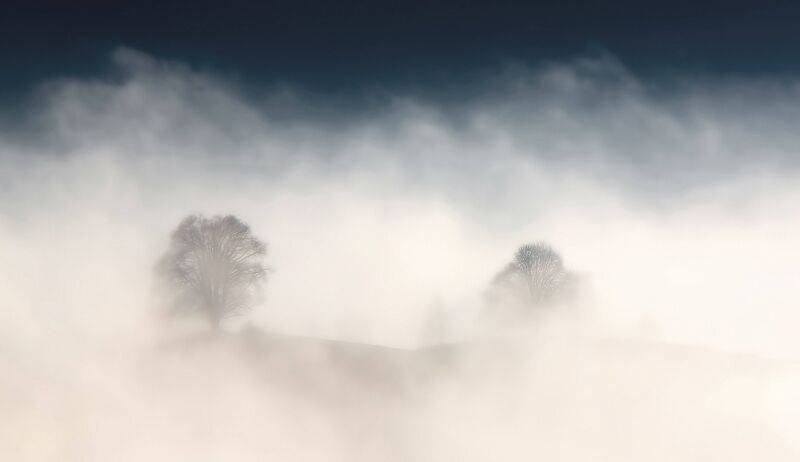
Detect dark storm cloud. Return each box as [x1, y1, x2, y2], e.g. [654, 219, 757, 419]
[4, 48, 800, 204]
[2, 1, 800, 97]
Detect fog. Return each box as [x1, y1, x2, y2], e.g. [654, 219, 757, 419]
[2, 48, 800, 460]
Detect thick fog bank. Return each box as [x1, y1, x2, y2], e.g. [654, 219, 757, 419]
[2, 49, 800, 460]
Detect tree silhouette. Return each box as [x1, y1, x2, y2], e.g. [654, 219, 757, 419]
[487, 242, 573, 311]
[156, 214, 268, 330]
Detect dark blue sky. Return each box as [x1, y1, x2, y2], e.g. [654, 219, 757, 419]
[2, 1, 799, 95]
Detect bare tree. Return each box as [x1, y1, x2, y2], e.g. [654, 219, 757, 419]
[487, 242, 572, 311]
[156, 214, 268, 330]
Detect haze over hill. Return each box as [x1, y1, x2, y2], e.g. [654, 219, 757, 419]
[2, 49, 800, 460]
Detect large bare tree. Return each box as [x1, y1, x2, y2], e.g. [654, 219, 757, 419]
[487, 242, 572, 311]
[156, 214, 268, 330]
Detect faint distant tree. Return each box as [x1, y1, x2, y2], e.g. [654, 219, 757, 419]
[487, 242, 575, 312]
[156, 214, 268, 330]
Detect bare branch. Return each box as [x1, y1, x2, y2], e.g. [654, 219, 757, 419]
[155, 214, 269, 329]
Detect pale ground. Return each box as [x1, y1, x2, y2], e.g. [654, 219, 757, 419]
[3, 327, 799, 461]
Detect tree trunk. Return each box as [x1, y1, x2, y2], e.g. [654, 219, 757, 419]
[209, 311, 223, 333]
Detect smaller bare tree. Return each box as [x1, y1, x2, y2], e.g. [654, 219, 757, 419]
[156, 214, 268, 330]
[487, 242, 574, 312]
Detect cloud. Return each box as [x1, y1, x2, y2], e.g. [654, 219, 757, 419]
[2, 48, 800, 348]
[2, 48, 800, 461]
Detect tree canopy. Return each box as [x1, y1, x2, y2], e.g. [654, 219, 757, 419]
[156, 214, 268, 330]
[487, 242, 576, 313]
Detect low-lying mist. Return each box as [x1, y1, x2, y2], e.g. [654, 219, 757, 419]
[2, 48, 800, 460]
